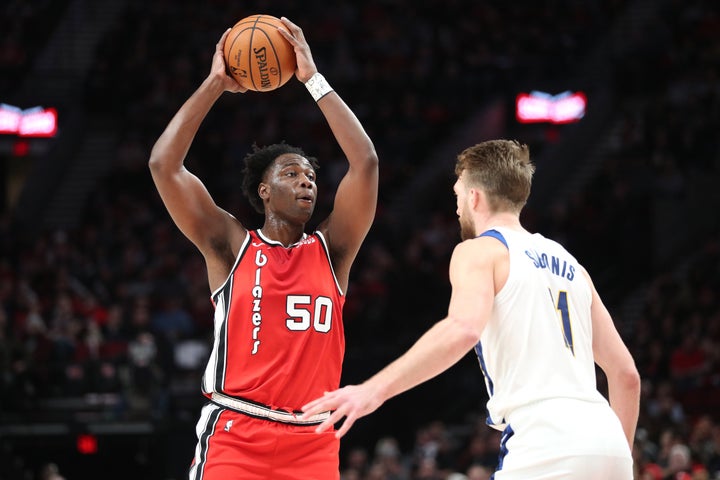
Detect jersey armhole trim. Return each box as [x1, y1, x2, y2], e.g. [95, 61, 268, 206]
[315, 231, 344, 297]
[478, 229, 508, 249]
[211, 231, 251, 303]
[480, 228, 515, 304]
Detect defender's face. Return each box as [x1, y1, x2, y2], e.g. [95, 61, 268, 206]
[454, 175, 475, 241]
[261, 154, 317, 221]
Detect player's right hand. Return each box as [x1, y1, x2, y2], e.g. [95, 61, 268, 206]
[213, 29, 247, 93]
[301, 383, 384, 438]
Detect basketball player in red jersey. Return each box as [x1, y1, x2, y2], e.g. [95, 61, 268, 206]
[148, 17, 378, 480]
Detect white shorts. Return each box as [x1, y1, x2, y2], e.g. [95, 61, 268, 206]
[493, 398, 633, 480]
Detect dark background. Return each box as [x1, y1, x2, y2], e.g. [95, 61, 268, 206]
[1, 0, 719, 479]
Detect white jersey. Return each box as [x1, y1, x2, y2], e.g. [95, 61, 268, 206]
[476, 227, 608, 430]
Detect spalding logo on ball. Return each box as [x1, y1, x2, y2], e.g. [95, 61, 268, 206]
[223, 15, 297, 92]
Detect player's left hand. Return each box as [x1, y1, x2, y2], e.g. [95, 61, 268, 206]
[301, 384, 384, 438]
[277, 17, 318, 83]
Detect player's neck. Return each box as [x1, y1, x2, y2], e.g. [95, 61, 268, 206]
[258, 223, 306, 247]
[476, 212, 523, 234]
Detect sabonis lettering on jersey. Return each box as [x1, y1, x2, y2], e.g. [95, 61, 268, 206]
[524, 249, 575, 280]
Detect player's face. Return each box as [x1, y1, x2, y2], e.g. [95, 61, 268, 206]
[454, 175, 475, 241]
[263, 154, 317, 221]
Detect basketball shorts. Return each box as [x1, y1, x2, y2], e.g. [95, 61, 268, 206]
[188, 402, 340, 480]
[492, 398, 633, 479]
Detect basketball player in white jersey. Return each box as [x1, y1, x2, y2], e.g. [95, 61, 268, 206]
[302, 140, 641, 479]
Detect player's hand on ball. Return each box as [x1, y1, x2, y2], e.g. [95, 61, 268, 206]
[277, 17, 318, 83]
[213, 29, 247, 93]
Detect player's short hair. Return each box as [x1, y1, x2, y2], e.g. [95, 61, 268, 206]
[455, 139, 535, 213]
[241, 142, 320, 214]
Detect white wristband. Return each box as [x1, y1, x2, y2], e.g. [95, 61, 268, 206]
[305, 73, 333, 102]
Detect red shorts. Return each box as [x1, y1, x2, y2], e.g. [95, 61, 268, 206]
[189, 402, 340, 480]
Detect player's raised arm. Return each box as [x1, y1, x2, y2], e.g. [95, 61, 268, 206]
[278, 17, 379, 285]
[148, 29, 247, 262]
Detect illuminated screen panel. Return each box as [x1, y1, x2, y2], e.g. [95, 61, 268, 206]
[516, 91, 586, 124]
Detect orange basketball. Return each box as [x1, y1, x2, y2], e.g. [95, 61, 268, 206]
[223, 15, 296, 92]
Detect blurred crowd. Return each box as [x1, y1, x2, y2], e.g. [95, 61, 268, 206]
[0, 0, 69, 94]
[1, 0, 719, 479]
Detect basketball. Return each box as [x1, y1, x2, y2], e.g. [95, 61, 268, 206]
[223, 15, 297, 92]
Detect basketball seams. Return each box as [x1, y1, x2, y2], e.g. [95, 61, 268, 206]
[224, 14, 295, 92]
[253, 16, 282, 91]
[246, 15, 279, 91]
[231, 14, 284, 28]
[265, 36, 285, 90]
[224, 28, 250, 81]
[248, 16, 260, 90]
[252, 29, 285, 90]
[233, 20, 284, 27]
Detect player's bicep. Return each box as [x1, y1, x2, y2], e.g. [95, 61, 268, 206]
[151, 165, 233, 251]
[446, 241, 495, 337]
[322, 159, 378, 253]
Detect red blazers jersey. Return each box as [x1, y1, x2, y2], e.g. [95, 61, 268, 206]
[202, 229, 345, 411]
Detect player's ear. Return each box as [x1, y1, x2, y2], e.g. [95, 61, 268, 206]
[469, 188, 482, 210]
[258, 182, 269, 200]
